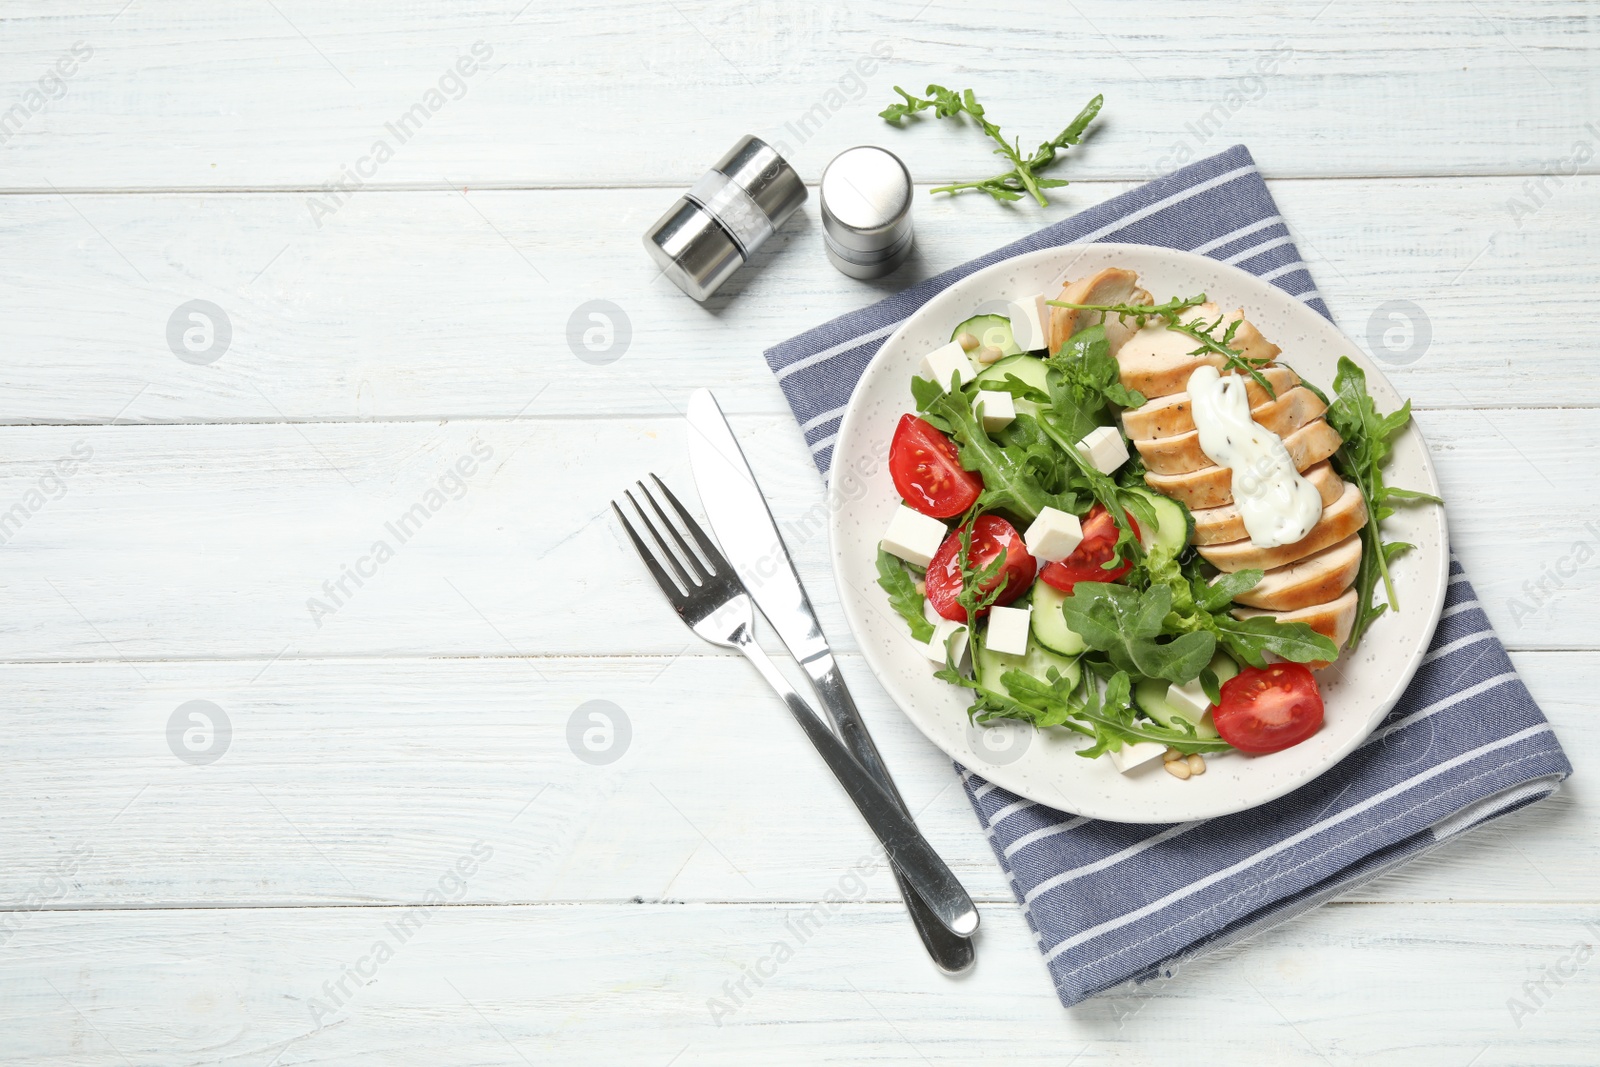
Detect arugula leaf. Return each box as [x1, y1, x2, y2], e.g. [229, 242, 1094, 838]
[1324, 356, 1443, 649]
[1209, 614, 1337, 669]
[879, 84, 1103, 208]
[1059, 581, 1218, 683]
[1045, 325, 1146, 413]
[919, 382, 1068, 522]
[875, 548, 934, 642]
[1194, 568, 1265, 613]
[1139, 546, 1337, 668]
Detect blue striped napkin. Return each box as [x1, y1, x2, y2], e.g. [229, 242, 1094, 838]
[763, 145, 1572, 1007]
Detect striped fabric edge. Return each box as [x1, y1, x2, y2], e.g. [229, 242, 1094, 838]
[1086, 771, 1566, 1003]
[1051, 734, 1568, 1004]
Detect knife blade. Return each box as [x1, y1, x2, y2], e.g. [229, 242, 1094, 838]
[686, 388, 977, 970]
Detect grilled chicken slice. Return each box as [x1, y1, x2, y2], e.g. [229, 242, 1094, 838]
[1229, 533, 1362, 611]
[1199, 481, 1368, 573]
[1049, 267, 1153, 356]
[1114, 306, 1282, 399]
[1136, 386, 1329, 475]
[1123, 366, 1301, 441]
[1144, 418, 1344, 511]
[1190, 461, 1344, 545]
[1234, 588, 1359, 664]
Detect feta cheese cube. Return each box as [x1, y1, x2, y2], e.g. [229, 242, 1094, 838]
[984, 604, 1031, 656]
[1022, 507, 1084, 563]
[974, 388, 1016, 431]
[1075, 425, 1130, 475]
[921, 619, 970, 667]
[919, 341, 976, 392]
[1167, 679, 1214, 719]
[881, 505, 947, 569]
[1007, 293, 1051, 353]
[1108, 740, 1168, 774]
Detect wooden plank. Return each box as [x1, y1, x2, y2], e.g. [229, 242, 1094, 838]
[0, 178, 1597, 425]
[2, 900, 1596, 1064]
[0, 3, 1596, 189]
[0, 650, 1588, 911]
[0, 408, 1588, 660]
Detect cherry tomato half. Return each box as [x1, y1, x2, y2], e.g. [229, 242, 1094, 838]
[1038, 504, 1141, 593]
[1213, 663, 1325, 754]
[889, 414, 982, 518]
[925, 514, 1037, 623]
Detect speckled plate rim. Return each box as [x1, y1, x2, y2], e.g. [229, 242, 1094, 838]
[828, 243, 1448, 824]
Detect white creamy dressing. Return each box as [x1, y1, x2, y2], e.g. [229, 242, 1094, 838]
[1186, 365, 1322, 547]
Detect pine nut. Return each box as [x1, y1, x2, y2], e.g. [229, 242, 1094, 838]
[1164, 759, 1191, 780]
[955, 331, 981, 353]
[1163, 747, 1183, 762]
[1187, 754, 1206, 776]
[975, 344, 1005, 365]
[914, 579, 926, 596]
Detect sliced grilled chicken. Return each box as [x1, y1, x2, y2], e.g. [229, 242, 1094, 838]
[1199, 481, 1368, 573]
[1229, 533, 1363, 611]
[1136, 386, 1329, 475]
[1144, 418, 1343, 510]
[1190, 461, 1344, 545]
[1115, 306, 1282, 399]
[1048, 267, 1153, 356]
[1234, 588, 1359, 664]
[1123, 366, 1301, 441]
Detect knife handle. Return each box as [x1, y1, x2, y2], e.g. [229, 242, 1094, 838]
[735, 638, 979, 938]
[807, 662, 978, 973]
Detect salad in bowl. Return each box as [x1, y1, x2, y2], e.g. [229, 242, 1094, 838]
[873, 266, 1440, 782]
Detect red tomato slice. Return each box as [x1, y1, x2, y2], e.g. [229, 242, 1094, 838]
[889, 414, 982, 518]
[1213, 663, 1325, 754]
[1038, 505, 1140, 593]
[925, 514, 1037, 623]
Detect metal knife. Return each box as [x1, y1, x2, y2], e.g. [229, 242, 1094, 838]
[686, 388, 977, 971]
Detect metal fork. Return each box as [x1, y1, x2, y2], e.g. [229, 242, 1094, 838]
[613, 475, 978, 938]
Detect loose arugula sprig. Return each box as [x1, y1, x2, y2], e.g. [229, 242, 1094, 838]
[1322, 357, 1443, 649]
[1049, 293, 1279, 399]
[879, 85, 1103, 207]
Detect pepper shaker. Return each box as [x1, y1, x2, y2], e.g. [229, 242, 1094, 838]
[643, 135, 807, 302]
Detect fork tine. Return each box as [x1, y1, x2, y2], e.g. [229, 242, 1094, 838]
[612, 500, 687, 602]
[635, 479, 712, 584]
[623, 489, 697, 591]
[649, 473, 732, 576]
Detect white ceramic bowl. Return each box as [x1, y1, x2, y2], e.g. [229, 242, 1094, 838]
[828, 243, 1448, 823]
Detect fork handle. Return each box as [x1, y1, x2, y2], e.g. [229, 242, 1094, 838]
[736, 638, 979, 938]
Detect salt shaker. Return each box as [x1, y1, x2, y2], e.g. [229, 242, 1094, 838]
[819, 146, 914, 279]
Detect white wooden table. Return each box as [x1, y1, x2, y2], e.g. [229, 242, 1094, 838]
[1, 3, 1596, 1063]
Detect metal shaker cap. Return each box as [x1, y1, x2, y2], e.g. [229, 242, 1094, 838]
[820, 146, 914, 279]
[643, 135, 807, 302]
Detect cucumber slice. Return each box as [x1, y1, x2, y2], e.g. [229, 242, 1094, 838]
[1027, 580, 1087, 656]
[1123, 485, 1192, 555]
[1132, 652, 1238, 740]
[975, 353, 1050, 396]
[975, 637, 1082, 702]
[952, 314, 1021, 357]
